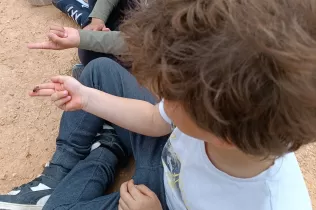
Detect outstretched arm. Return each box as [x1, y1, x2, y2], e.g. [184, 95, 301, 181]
[83, 86, 171, 136]
[30, 76, 171, 137]
[27, 26, 127, 55]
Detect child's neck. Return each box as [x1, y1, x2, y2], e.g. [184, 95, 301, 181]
[205, 142, 275, 179]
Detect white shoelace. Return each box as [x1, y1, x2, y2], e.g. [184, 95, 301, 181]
[66, 6, 83, 23]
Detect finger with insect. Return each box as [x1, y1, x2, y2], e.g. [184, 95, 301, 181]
[33, 86, 40, 93]
[29, 83, 62, 97]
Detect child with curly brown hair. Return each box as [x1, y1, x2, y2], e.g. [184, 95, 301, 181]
[1, 0, 314, 209]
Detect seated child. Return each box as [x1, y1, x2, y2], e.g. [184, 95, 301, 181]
[20, 0, 315, 209]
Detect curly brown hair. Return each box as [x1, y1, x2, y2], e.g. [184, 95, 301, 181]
[121, 0, 316, 157]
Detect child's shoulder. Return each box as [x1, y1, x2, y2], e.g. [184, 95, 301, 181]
[268, 153, 312, 210]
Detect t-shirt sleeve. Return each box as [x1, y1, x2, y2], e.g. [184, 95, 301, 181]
[159, 100, 172, 125]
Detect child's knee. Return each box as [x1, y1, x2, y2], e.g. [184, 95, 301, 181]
[85, 58, 120, 75]
[79, 58, 123, 87]
[93, 57, 121, 68]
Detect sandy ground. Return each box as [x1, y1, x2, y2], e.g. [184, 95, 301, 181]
[0, 0, 315, 208]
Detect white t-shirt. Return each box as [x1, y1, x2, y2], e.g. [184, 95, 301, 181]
[158, 102, 312, 210]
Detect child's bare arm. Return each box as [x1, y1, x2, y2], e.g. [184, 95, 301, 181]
[83, 87, 171, 137]
[30, 76, 171, 137]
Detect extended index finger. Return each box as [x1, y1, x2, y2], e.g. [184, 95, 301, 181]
[29, 89, 55, 97]
[29, 83, 56, 96]
[27, 41, 55, 50]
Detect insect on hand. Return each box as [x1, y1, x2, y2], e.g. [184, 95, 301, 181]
[32, 86, 40, 93]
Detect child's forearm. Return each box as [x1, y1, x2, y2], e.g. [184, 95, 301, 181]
[78, 30, 127, 55]
[89, 0, 119, 23]
[82, 87, 171, 137]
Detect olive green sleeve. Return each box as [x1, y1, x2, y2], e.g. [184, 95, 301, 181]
[78, 30, 127, 55]
[89, 0, 120, 22]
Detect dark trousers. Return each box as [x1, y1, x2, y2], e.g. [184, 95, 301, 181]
[44, 58, 168, 210]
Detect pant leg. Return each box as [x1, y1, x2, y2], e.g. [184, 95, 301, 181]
[78, 49, 119, 66]
[44, 142, 167, 210]
[77, 59, 168, 206]
[51, 57, 138, 170]
[43, 146, 120, 210]
[44, 58, 169, 210]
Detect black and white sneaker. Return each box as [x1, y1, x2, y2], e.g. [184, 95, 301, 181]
[0, 125, 125, 210]
[0, 163, 68, 210]
[91, 124, 129, 167]
[52, 0, 90, 27]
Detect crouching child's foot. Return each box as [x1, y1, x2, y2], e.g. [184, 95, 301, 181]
[0, 163, 69, 210]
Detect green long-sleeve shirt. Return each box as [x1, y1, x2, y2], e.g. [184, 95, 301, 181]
[78, 0, 127, 55]
[79, 30, 127, 55]
[89, 0, 119, 22]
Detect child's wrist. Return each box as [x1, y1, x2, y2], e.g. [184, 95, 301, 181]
[80, 86, 90, 111]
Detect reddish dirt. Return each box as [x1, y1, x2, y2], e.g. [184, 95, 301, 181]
[0, 1, 315, 209]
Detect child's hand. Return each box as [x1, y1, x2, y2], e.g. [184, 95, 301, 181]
[84, 18, 109, 31]
[27, 25, 80, 50]
[29, 76, 88, 111]
[119, 180, 163, 210]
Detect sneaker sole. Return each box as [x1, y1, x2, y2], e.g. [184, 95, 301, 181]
[0, 202, 43, 210]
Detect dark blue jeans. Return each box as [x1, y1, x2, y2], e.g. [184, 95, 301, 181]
[44, 58, 168, 210]
[78, 0, 130, 66]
